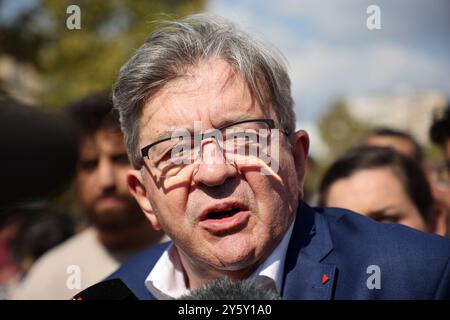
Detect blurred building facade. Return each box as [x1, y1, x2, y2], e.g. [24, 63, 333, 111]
[346, 90, 448, 145]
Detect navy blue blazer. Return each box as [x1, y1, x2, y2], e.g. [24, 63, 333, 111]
[105, 202, 450, 299]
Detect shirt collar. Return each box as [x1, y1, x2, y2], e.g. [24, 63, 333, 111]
[145, 216, 296, 299]
[248, 216, 295, 293]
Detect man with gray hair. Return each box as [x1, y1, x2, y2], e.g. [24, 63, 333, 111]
[85, 14, 450, 300]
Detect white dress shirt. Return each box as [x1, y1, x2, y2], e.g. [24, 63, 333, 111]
[145, 216, 296, 299]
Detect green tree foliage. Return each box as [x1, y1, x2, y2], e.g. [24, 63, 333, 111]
[318, 99, 371, 163]
[0, 0, 205, 109]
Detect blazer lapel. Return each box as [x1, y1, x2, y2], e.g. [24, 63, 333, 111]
[282, 202, 337, 300]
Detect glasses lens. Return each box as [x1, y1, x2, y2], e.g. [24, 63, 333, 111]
[145, 120, 275, 178]
[222, 121, 271, 156]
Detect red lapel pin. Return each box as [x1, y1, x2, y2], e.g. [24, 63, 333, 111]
[322, 274, 329, 285]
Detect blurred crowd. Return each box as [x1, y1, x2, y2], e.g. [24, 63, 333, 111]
[0, 87, 449, 299]
[0, 91, 167, 299]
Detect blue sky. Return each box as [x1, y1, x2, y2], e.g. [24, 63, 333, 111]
[2, 0, 449, 156]
[0, 0, 36, 24]
[207, 0, 450, 124]
[2, 0, 448, 124]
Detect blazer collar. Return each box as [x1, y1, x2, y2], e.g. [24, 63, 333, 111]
[138, 202, 336, 300]
[282, 201, 337, 299]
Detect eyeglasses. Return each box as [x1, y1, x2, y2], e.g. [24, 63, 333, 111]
[141, 118, 284, 178]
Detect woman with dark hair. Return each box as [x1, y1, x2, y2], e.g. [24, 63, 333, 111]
[319, 146, 434, 233]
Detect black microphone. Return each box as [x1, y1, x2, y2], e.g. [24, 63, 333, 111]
[72, 279, 139, 300]
[0, 92, 78, 210]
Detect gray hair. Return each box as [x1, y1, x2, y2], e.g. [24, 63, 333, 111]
[113, 13, 296, 168]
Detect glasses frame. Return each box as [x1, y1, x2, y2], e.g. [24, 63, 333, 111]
[140, 118, 283, 161]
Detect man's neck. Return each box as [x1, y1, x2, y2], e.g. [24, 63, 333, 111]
[96, 222, 165, 253]
[173, 214, 297, 292]
[176, 244, 275, 292]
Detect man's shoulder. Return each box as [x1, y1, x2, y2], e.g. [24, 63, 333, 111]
[107, 241, 171, 278]
[103, 241, 172, 299]
[10, 228, 104, 299]
[311, 206, 450, 299]
[26, 227, 100, 270]
[317, 206, 450, 257]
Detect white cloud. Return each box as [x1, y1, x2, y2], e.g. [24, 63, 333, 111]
[207, 0, 450, 124]
[268, 0, 450, 43]
[288, 41, 450, 120]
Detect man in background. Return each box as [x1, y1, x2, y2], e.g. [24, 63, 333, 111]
[11, 91, 168, 299]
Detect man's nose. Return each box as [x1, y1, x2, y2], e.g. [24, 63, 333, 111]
[192, 139, 238, 187]
[97, 159, 116, 192]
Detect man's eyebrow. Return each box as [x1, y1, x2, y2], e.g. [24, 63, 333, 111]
[151, 127, 194, 143]
[214, 115, 256, 129]
[152, 130, 175, 142]
[150, 115, 256, 142]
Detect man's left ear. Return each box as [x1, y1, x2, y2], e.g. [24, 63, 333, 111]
[127, 169, 162, 231]
[290, 130, 309, 198]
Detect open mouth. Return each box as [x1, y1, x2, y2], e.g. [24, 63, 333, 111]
[199, 202, 250, 233]
[199, 202, 248, 221]
[206, 207, 242, 220]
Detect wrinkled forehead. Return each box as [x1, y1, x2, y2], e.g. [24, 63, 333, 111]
[138, 59, 275, 143]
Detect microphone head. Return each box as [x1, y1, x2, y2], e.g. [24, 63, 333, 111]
[0, 93, 78, 209]
[178, 277, 281, 300]
[72, 279, 139, 300]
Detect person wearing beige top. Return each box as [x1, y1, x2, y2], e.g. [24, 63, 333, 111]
[10, 92, 168, 300]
